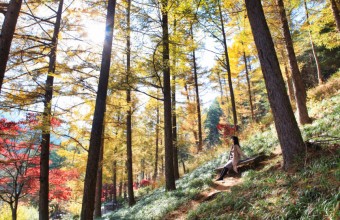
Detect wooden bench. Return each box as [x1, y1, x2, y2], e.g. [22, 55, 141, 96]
[215, 154, 266, 174]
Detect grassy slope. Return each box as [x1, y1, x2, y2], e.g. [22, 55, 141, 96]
[105, 75, 340, 220]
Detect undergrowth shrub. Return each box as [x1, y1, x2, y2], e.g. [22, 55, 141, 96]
[302, 94, 340, 140]
[241, 126, 278, 155]
[308, 71, 340, 101]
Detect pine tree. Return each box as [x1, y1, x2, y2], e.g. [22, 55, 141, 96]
[204, 99, 223, 147]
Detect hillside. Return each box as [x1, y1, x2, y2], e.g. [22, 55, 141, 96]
[103, 75, 340, 220]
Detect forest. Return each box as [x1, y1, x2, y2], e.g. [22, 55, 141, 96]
[0, 0, 339, 219]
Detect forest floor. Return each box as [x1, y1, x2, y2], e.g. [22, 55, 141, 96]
[164, 147, 283, 220]
[163, 178, 243, 220]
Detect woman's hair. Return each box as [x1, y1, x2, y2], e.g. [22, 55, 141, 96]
[231, 136, 240, 146]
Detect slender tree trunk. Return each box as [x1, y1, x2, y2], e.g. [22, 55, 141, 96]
[171, 73, 179, 180]
[39, 1, 63, 219]
[245, 0, 305, 170]
[0, 0, 22, 93]
[277, 0, 311, 124]
[330, 0, 340, 32]
[304, 0, 323, 84]
[190, 25, 203, 152]
[81, 1, 116, 219]
[118, 180, 122, 198]
[161, 0, 176, 191]
[283, 56, 295, 105]
[126, 0, 135, 207]
[217, 71, 224, 102]
[243, 52, 255, 122]
[140, 159, 145, 179]
[112, 159, 117, 203]
[153, 97, 159, 181]
[181, 159, 186, 174]
[123, 182, 127, 200]
[161, 155, 164, 175]
[94, 125, 105, 218]
[172, 19, 179, 180]
[218, 0, 237, 128]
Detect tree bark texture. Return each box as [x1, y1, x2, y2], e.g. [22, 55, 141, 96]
[218, 0, 238, 129]
[330, 0, 340, 32]
[161, 0, 176, 191]
[81, 1, 116, 219]
[277, 0, 311, 124]
[245, 0, 306, 170]
[39, 1, 63, 219]
[0, 0, 22, 93]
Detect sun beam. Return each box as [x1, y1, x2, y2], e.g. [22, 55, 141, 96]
[84, 21, 105, 45]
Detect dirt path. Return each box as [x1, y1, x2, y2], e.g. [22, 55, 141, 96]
[164, 177, 243, 220]
[164, 152, 282, 220]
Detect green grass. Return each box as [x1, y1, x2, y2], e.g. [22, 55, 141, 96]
[187, 149, 339, 220]
[105, 157, 223, 220]
[104, 78, 340, 220]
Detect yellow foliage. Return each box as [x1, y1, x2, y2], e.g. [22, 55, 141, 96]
[0, 204, 38, 220]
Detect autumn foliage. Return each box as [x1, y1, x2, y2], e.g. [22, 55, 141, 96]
[0, 115, 78, 210]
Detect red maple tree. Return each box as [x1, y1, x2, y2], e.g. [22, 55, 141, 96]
[0, 115, 78, 220]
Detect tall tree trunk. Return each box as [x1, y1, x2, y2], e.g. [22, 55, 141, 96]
[81, 1, 117, 219]
[171, 74, 179, 180]
[245, 0, 305, 170]
[153, 96, 159, 180]
[304, 0, 323, 84]
[172, 19, 179, 180]
[126, 0, 135, 207]
[94, 125, 105, 218]
[39, 1, 63, 219]
[277, 0, 311, 125]
[243, 52, 255, 122]
[161, 0, 176, 191]
[218, 0, 237, 128]
[0, 0, 22, 93]
[330, 0, 340, 32]
[190, 24, 203, 153]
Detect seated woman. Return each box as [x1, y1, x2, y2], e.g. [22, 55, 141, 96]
[216, 136, 247, 181]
